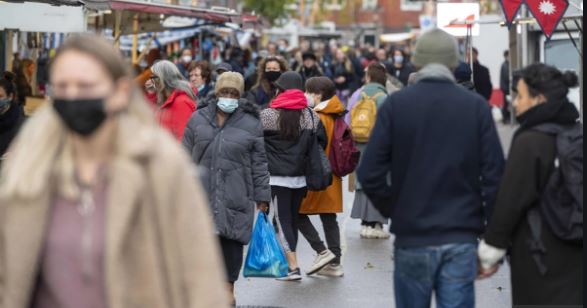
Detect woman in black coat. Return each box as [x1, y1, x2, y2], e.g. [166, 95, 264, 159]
[478, 64, 582, 306]
[0, 75, 24, 161]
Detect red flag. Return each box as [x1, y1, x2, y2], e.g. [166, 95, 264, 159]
[500, 0, 524, 26]
[526, 0, 569, 39]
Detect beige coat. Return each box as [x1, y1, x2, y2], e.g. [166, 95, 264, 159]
[0, 128, 229, 308]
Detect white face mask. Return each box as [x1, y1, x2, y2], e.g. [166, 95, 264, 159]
[182, 55, 192, 64]
[305, 93, 315, 107]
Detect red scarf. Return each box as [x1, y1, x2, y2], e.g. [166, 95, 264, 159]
[270, 89, 308, 110]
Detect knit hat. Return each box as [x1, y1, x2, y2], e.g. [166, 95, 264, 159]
[215, 72, 244, 96]
[412, 28, 459, 69]
[216, 62, 233, 74]
[274, 71, 304, 91]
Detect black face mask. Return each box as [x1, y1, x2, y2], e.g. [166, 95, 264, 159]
[53, 98, 107, 136]
[265, 71, 282, 83]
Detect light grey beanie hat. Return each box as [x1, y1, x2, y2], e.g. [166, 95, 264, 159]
[412, 28, 459, 69]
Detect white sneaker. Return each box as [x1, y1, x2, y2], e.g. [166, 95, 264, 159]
[360, 225, 368, 238]
[373, 225, 391, 239]
[364, 226, 377, 239]
[277, 268, 302, 281]
[306, 249, 336, 275]
[318, 263, 344, 277]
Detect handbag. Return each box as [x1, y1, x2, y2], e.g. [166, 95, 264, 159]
[305, 109, 333, 191]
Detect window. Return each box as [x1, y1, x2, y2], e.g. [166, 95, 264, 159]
[400, 0, 423, 12]
[362, 0, 377, 10]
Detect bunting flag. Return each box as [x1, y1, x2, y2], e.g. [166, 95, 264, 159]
[526, 0, 569, 39]
[500, 0, 524, 27]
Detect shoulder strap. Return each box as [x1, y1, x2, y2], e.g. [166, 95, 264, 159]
[372, 92, 385, 100]
[307, 107, 318, 131]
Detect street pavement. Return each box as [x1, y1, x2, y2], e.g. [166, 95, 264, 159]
[236, 123, 518, 308]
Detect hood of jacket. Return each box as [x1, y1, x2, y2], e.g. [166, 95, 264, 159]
[363, 83, 388, 97]
[314, 95, 346, 115]
[161, 89, 197, 110]
[270, 89, 308, 110]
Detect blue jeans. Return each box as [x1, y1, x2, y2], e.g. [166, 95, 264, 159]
[394, 243, 477, 308]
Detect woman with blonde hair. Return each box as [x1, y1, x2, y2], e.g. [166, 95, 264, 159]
[0, 35, 228, 308]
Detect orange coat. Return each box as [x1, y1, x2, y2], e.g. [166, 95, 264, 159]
[299, 96, 345, 214]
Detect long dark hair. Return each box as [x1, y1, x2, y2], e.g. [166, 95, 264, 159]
[278, 109, 302, 140]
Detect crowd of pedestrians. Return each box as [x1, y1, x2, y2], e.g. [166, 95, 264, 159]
[0, 28, 583, 308]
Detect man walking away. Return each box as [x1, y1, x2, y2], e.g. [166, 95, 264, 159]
[500, 50, 511, 123]
[357, 29, 505, 308]
[471, 47, 493, 101]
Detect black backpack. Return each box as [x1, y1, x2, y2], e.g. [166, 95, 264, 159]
[527, 123, 583, 275]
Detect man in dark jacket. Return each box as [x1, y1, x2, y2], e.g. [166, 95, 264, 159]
[500, 50, 511, 123]
[297, 52, 323, 85]
[471, 47, 493, 101]
[357, 29, 505, 308]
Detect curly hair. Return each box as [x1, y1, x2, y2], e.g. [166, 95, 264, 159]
[254, 56, 289, 93]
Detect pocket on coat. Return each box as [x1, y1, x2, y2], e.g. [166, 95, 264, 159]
[225, 168, 250, 209]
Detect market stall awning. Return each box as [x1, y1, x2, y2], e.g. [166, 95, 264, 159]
[87, 0, 241, 23]
[2, 0, 255, 25]
[379, 32, 418, 43]
[0, 1, 85, 32]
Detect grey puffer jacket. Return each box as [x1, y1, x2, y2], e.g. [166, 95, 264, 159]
[182, 98, 271, 244]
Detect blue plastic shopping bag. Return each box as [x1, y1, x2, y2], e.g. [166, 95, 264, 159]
[243, 211, 289, 278]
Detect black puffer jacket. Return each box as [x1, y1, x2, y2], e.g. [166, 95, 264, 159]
[260, 108, 326, 177]
[0, 101, 24, 159]
[182, 98, 271, 244]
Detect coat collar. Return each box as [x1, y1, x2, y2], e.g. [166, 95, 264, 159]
[413, 64, 456, 84]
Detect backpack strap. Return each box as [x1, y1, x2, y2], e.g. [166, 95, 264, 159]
[526, 208, 548, 275]
[372, 92, 386, 100]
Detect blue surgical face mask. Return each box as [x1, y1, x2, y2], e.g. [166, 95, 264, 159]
[217, 97, 239, 113]
[394, 55, 404, 64]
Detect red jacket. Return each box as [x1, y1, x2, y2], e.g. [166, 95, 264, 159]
[156, 90, 197, 141]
